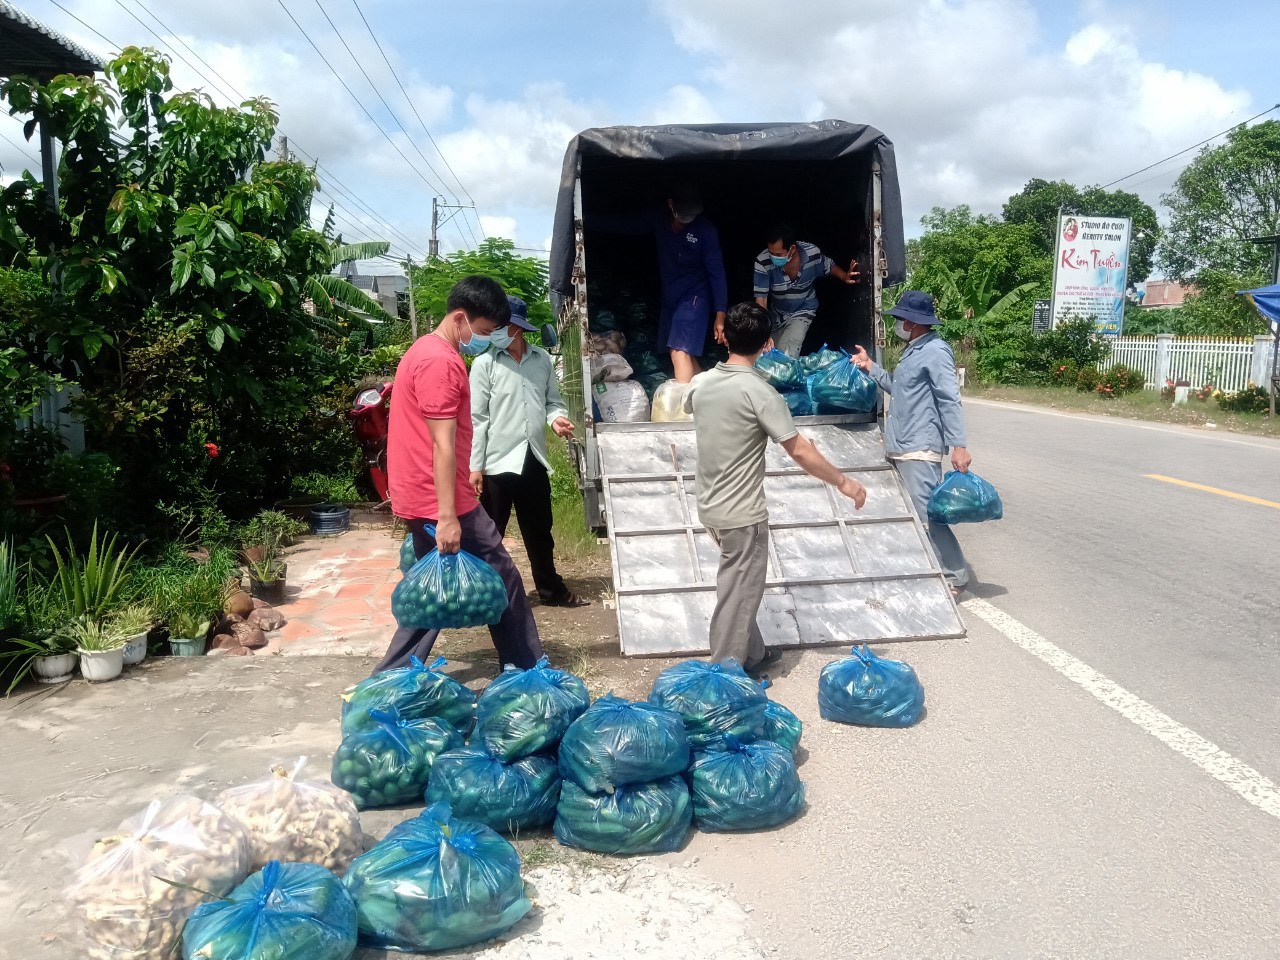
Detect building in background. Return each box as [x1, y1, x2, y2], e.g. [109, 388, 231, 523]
[1141, 280, 1196, 310]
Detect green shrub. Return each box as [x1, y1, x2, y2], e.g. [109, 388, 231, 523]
[1216, 385, 1272, 415]
[1093, 364, 1146, 398]
[1075, 366, 1100, 392]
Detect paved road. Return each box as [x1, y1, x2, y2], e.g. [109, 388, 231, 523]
[959, 399, 1280, 774]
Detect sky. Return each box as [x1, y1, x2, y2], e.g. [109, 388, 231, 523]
[0, 0, 1276, 272]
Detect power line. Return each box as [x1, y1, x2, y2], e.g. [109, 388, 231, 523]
[274, 0, 454, 199]
[110, 0, 239, 104]
[348, 0, 486, 243]
[0, 128, 41, 169]
[1100, 102, 1280, 190]
[126, 0, 249, 103]
[43, 0, 118, 53]
[312, 0, 478, 249]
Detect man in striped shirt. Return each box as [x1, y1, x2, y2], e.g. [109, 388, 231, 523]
[752, 224, 860, 357]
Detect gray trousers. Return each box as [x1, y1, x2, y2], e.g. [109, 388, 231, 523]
[706, 522, 769, 668]
[893, 458, 971, 588]
[772, 311, 815, 358]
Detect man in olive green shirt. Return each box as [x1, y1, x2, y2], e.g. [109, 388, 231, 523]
[683, 302, 867, 673]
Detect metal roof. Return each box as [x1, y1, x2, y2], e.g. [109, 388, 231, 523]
[0, 2, 105, 79]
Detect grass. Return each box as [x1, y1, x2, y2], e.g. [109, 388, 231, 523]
[966, 383, 1280, 439]
[545, 430, 607, 561]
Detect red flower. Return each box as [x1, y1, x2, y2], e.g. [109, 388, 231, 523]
[204, 442, 220, 458]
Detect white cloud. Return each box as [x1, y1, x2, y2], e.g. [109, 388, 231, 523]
[644, 85, 721, 125]
[649, 0, 1252, 230]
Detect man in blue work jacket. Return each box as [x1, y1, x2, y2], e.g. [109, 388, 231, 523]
[590, 183, 728, 383]
[470, 296, 590, 608]
[852, 290, 973, 596]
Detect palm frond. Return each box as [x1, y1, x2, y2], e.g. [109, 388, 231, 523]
[329, 240, 391, 267]
[312, 274, 395, 323]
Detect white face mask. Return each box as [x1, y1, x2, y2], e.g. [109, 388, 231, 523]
[489, 327, 515, 351]
[894, 319, 911, 340]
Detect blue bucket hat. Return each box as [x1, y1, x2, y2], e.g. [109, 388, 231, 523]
[886, 290, 942, 326]
[506, 295, 537, 332]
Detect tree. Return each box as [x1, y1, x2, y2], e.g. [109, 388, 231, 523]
[0, 48, 380, 526]
[1161, 120, 1280, 281]
[1003, 178, 1160, 281]
[413, 238, 552, 329]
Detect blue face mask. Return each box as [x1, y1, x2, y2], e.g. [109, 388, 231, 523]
[488, 327, 514, 351]
[770, 253, 790, 267]
[459, 328, 492, 357]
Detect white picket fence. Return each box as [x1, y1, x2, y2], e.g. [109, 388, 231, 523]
[1108, 335, 1274, 392]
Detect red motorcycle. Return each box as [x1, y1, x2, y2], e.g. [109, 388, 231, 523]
[349, 380, 393, 507]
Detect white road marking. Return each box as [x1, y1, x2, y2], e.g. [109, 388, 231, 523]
[964, 397, 1280, 453]
[962, 596, 1280, 820]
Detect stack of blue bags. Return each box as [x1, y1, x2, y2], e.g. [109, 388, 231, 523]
[756, 345, 878, 417]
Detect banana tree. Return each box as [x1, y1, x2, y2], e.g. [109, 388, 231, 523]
[305, 239, 397, 325]
[935, 265, 1036, 346]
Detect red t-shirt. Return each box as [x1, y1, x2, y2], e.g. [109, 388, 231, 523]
[386, 334, 479, 521]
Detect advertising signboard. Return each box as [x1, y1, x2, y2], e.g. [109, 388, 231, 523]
[1051, 215, 1131, 335]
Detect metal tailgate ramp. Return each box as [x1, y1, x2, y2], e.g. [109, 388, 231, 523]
[597, 418, 966, 656]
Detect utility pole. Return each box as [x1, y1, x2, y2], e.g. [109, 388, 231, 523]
[405, 256, 418, 339]
[429, 197, 440, 260]
[278, 136, 289, 162]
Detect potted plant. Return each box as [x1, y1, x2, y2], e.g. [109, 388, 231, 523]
[110, 604, 155, 666]
[70, 618, 128, 682]
[168, 610, 212, 657]
[245, 546, 288, 605]
[1, 627, 78, 691]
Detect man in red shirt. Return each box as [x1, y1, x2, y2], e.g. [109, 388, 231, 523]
[376, 275, 543, 672]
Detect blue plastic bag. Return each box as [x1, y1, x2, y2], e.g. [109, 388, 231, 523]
[554, 776, 692, 854]
[331, 708, 463, 809]
[398, 533, 416, 573]
[779, 388, 816, 418]
[182, 860, 357, 960]
[755, 348, 806, 390]
[648, 659, 768, 749]
[688, 735, 806, 832]
[558, 693, 691, 794]
[806, 353, 878, 413]
[818, 645, 925, 728]
[926, 470, 1004, 524]
[762, 700, 803, 755]
[799, 344, 843, 377]
[474, 656, 590, 761]
[424, 747, 560, 834]
[344, 801, 531, 952]
[391, 534, 508, 630]
[340, 656, 477, 737]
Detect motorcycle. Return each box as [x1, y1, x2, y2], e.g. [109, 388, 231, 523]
[349, 379, 393, 507]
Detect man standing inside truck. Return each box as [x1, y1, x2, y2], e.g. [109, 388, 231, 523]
[752, 223, 861, 357]
[683, 301, 867, 675]
[469, 295, 590, 609]
[378, 276, 544, 674]
[851, 290, 972, 598]
[589, 183, 728, 383]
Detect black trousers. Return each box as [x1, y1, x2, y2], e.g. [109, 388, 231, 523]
[374, 506, 543, 674]
[480, 448, 569, 600]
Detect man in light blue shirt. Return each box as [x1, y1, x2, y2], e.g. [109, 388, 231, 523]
[470, 296, 590, 607]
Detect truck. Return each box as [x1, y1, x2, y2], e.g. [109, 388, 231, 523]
[548, 121, 965, 657]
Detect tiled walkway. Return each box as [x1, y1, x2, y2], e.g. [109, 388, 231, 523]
[264, 514, 403, 656]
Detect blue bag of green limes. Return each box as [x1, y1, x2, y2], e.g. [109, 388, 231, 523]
[398, 534, 417, 573]
[926, 470, 1004, 524]
[344, 801, 531, 952]
[757, 680, 803, 756]
[181, 860, 357, 960]
[391, 531, 507, 630]
[340, 656, 477, 737]
[806, 351, 878, 413]
[818, 645, 925, 728]
[424, 747, 560, 834]
[331, 707, 462, 809]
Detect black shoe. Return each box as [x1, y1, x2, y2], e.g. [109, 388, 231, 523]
[745, 648, 782, 679]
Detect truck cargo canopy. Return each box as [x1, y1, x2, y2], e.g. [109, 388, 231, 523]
[550, 120, 907, 307]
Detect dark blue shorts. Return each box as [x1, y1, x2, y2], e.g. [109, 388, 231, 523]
[658, 295, 712, 355]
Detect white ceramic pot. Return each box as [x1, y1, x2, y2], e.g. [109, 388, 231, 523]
[78, 648, 124, 682]
[121, 632, 148, 666]
[33, 653, 77, 684]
